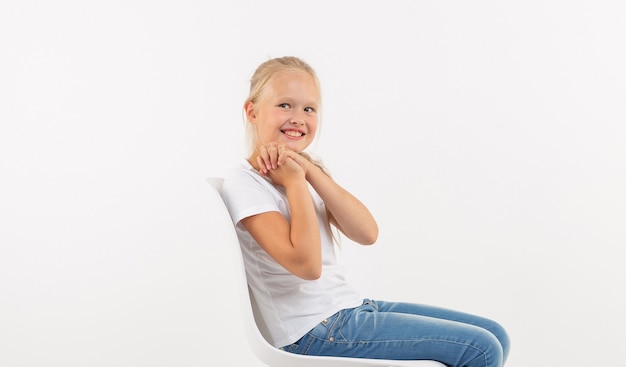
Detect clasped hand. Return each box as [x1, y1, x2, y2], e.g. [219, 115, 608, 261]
[255, 143, 308, 187]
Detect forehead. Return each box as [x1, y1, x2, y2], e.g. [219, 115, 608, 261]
[265, 70, 320, 101]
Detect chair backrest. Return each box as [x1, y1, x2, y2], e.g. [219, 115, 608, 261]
[207, 177, 446, 367]
[206, 177, 272, 340]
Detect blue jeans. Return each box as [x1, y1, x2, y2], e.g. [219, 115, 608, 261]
[281, 299, 510, 367]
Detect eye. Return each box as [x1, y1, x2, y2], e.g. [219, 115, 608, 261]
[278, 103, 291, 109]
[304, 106, 315, 113]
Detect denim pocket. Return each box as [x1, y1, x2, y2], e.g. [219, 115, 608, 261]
[283, 311, 344, 354]
[309, 310, 342, 339]
[281, 340, 301, 353]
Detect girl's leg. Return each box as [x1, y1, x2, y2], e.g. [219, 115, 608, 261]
[374, 299, 510, 362]
[282, 299, 509, 367]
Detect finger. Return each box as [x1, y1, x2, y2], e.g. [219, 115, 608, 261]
[258, 145, 271, 171]
[277, 145, 288, 166]
[267, 144, 279, 169]
[256, 156, 267, 175]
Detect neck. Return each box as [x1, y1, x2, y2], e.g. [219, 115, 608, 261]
[247, 155, 261, 171]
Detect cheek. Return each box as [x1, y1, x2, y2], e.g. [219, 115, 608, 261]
[308, 122, 319, 137]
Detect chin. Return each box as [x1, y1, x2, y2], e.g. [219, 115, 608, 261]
[285, 141, 310, 153]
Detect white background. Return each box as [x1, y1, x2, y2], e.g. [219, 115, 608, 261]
[1, 1, 625, 366]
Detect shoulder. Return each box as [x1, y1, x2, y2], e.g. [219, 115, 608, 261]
[221, 160, 285, 221]
[223, 160, 274, 197]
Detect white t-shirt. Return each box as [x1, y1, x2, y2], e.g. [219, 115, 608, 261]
[222, 159, 363, 348]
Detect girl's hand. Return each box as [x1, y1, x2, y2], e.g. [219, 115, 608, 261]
[256, 143, 310, 176]
[255, 143, 307, 187]
[256, 143, 281, 174]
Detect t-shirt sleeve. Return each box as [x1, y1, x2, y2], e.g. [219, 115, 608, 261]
[222, 170, 280, 225]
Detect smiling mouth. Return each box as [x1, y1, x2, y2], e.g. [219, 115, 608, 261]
[281, 130, 305, 137]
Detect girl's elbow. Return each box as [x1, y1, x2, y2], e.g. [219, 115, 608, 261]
[291, 256, 322, 280]
[360, 226, 379, 246]
[361, 233, 378, 246]
[294, 263, 322, 280]
[300, 267, 322, 280]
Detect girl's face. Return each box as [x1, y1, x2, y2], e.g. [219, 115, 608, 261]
[246, 71, 320, 153]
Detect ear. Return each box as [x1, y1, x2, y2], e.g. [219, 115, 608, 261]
[244, 101, 257, 124]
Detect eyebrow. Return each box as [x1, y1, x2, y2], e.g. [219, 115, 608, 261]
[276, 97, 319, 108]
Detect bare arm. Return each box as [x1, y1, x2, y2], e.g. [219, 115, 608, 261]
[273, 147, 378, 245]
[304, 163, 379, 245]
[242, 149, 322, 280]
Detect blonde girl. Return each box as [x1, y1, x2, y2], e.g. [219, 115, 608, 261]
[221, 56, 510, 367]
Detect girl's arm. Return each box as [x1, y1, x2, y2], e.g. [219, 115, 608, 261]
[304, 163, 379, 245]
[241, 155, 322, 280]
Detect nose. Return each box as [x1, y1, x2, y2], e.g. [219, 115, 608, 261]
[289, 112, 305, 125]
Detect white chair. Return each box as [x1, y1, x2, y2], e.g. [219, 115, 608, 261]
[207, 177, 446, 367]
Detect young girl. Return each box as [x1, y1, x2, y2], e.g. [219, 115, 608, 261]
[221, 56, 510, 367]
